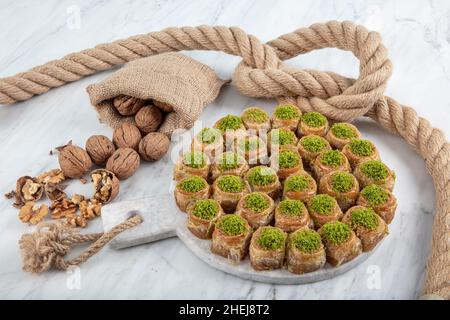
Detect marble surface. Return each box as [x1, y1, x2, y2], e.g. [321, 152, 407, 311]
[0, 0, 449, 299]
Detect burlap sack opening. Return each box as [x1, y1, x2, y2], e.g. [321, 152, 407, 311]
[86, 53, 227, 136]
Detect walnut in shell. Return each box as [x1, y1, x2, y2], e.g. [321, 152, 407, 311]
[113, 95, 146, 116]
[153, 100, 174, 112]
[85, 135, 115, 165]
[106, 148, 140, 180]
[138, 132, 170, 161]
[91, 169, 120, 203]
[135, 106, 163, 134]
[112, 123, 142, 151]
[19, 202, 49, 225]
[58, 145, 92, 179]
[14, 176, 43, 207]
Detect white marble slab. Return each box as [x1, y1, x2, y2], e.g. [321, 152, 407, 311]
[1, 0, 449, 299]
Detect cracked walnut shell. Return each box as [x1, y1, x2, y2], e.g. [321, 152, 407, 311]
[138, 132, 170, 161]
[135, 106, 163, 134]
[85, 135, 115, 165]
[91, 169, 119, 203]
[106, 148, 140, 180]
[113, 123, 142, 151]
[58, 145, 92, 179]
[19, 202, 49, 225]
[15, 176, 43, 208]
[113, 95, 146, 116]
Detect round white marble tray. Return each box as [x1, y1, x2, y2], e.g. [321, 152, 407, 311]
[102, 195, 376, 284]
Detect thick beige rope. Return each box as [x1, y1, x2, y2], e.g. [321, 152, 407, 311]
[1, 21, 448, 298]
[19, 215, 142, 273]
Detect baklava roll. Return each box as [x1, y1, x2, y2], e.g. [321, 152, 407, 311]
[319, 171, 360, 211]
[307, 194, 343, 229]
[186, 199, 224, 239]
[271, 104, 302, 131]
[249, 226, 287, 271]
[191, 128, 224, 160]
[319, 221, 362, 267]
[312, 149, 351, 181]
[174, 176, 210, 212]
[212, 175, 249, 213]
[357, 184, 397, 224]
[213, 114, 247, 147]
[267, 128, 298, 153]
[297, 135, 332, 167]
[283, 171, 317, 202]
[287, 228, 326, 274]
[173, 150, 210, 181]
[244, 166, 282, 199]
[211, 214, 252, 264]
[270, 148, 303, 180]
[353, 160, 395, 191]
[234, 135, 267, 166]
[210, 152, 249, 181]
[325, 123, 362, 150]
[342, 206, 388, 252]
[342, 139, 380, 169]
[274, 199, 311, 232]
[297, 112, 329, 137]
[241, 107, 271, 132]
[236, 192, 275, 229]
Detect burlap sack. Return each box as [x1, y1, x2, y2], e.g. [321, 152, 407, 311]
[86, 53, 227, 135]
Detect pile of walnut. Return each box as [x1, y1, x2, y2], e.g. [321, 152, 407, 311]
[6, 95, 170, 228]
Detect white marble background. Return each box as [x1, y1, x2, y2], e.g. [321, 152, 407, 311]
[0, 0, 449, 299]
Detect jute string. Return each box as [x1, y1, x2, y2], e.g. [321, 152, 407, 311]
[2, 21, 448, 299]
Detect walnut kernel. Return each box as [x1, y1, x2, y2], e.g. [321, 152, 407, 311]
[19, 202, 49, 225]
[91, 169, 120, 203]
[50, 198, 77, 219]
[15, 176, 43, 208]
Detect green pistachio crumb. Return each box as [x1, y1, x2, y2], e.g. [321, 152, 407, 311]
[349, 139, 374, 157]
[217, 214, 247, 236]
[361, 185, 389, 206]
[191, 199, 219, 220]
[309, 194, 335, 215]
[247, 166, 277, 186]
[271, 129, 296, 145]
[278, 199, 305, 216]
[198, 128, 220, 144]
[300, 135, 329, 153]
[291, 229, 322, 253]
[301, 112, 327, 128]
[178, 176, 207, 193]
[243, 107, 269, 123]
[285, 174, 312, 192]
[320, 150, 345, 168]
[360, 160, 389, 181]
[244, 192, 270, 213]
[217, 115, 243, 132]
[217, 175, 245, 193]
[330, 171, 355, 193]
[274, 104, 301, 120]
[331, 123, 357, 139]
[278, 150, 301, 169]
[218, 152, 242, 171]
[183, 151, 206, 169]
[258, 227, 286, 250]
[350, 208, 379, 230]
[320, 221, 352, 245]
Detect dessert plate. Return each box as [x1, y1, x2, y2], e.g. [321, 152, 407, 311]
[101, 194, 376, 284]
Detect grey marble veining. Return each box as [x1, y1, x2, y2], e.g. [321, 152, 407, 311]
[0, 0, 449, 299]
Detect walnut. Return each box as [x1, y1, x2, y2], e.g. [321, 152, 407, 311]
[138, 132, 170, 161]
[85, 135, 115, 165]
[91, 169, 120, 203]
[36, 169, 65, 185]
[153, 100, 174, 112]
[14, 176, 43, 208]
[79, 198, 102, 220]
[135, 106, 163, 134]
[106, 148, 140, 180]
[50, 198, 77, 219]
[66, 215, 87, 228]
[112, 123, 142, 151]
[71, 193, 85, 205]
[58, 145, 92, 179]
[19, 202, 49, 225]
[44, 183, 67, 201]
[113, 95, 146, 116]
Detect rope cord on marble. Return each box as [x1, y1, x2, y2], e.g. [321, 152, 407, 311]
[2, 21, 448, 299]
[19, 215, 142, 273]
